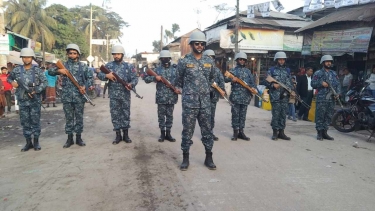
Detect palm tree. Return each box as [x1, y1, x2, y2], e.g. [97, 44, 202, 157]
[5, 0, 57, 49]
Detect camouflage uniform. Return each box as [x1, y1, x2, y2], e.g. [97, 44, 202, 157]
[225, 65, 255, 129]
[144, 65, 178, 130]
[7, 65, 47, 138]
[175, 53, 215, 152]
[311, 68, 341, 130]
[263, 66, 294, 130]
[49, 59, 93, 134]
[210, 67, 225, 130]
[97, 61, 138, 131]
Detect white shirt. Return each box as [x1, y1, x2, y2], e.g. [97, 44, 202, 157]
[306, 74, 313, 91]
[343, 73, 353, 87]
[366, 73, 375, 90]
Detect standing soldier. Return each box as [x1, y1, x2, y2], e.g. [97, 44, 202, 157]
[97, 45, 138, 144]
[225, 52, 255, 141]
[144, 50, 178, 142]
[311, 55, 340, 141]
[49, 44, 93, 148]
[7, 48, 47, 151]
[204, 49, 225, 141]
[263, 52, 294, 141]
[175, 31, 216, 171]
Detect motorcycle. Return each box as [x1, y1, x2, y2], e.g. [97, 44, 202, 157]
[331, 82, 375, 142]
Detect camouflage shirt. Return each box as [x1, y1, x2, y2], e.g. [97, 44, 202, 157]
[7, 65, 47, 106]
[49, 59, 93, 103]
[175, 53, 215, 108]
[225, 65, 255, 105]
[211, 67, 225, 103]
[144, 65, 178, 104]
[311, 68, 341, 102]
[262, 65, 294, 103]
[97, 61, 138, 100]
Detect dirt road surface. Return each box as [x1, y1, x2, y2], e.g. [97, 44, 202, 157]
[1, 80, 375, 211]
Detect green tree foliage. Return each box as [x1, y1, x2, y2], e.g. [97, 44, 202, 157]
[152, 40, 161, 53]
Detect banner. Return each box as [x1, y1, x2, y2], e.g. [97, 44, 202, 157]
[283, 35, 303, 51]
[359, 0, 374, 4]
[220, 29, 284, 50]
[258, 2, 270, 17]
[34, 42, 41, 53]
[311, 27, 373, 53]
[0, 35, 9, 55]
[342, 0, 359, 6]
[309, 0, 323, 12]
[303, 0, 312, 13]
[271, 0, 284, 11]
[247, 5, 255, 18]
[324, 0, 335, 7]
[335, 0, 343, 8]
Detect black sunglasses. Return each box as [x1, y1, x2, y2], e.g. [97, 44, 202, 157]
[238, 58, 247, 61]
[68, 52, 78, 55]
[193, 42, 205, 46]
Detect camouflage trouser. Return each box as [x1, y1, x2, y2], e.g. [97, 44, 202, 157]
[181, 106, 213, 152]
[19, 104, 41, 138]
[110, 98, 131, 131]
[210, 102, 217, 130]
[158, 104, 174, 130]
[315, 101, 335, 130]
[271, 101, 288, 130]
[63, 102, 85, 134]
[231, 104, 248, 129]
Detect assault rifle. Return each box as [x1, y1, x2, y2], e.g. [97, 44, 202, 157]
[55, 60, 95, 106]
[146, 68, 179, 93]
[325, 81, 343, 109]
[100, 65, 143, 99]
[265, 75, 310, 109]
[15, 79, 46, 109]
[224, 71, 269, 103]
[212, 82, 233, 106]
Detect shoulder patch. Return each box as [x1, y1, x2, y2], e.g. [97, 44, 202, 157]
[186, 64, 195, 68]
[203, 63, 212, 68]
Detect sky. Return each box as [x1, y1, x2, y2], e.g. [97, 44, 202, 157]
[47, 0, 305, 58]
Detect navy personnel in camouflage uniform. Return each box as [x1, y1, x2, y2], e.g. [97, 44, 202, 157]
[98, 45, 138, 144]
[49, 44, 93, 148]
[144, 50, 178, 142]
[311, 55, 340, 141]
[7, 48, 47, 152]
[204, 49, 225, 141]
[175, 31, 216, 171]
[262, 52, 294, 141]
[225, 51, 255, 141]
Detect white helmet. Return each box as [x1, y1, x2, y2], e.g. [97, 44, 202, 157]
[66, 43, 81, 54]
[234, 51, 247, 61]
[159, 50, 172, 58]
[204, 49, 215, 56]
[20, 48, 36, 58]
[320, 55, 333, 64]
[188, 31, 206, 44]
[274, 51, 287, 61]
[111, 45, 125, 54]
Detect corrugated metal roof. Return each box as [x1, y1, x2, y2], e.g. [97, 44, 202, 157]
[295, 4, 375, 33]
[236, 17, 311, 29]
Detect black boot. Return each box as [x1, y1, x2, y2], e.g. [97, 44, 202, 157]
[21, 138, 34, 152]
[33, 137, 41, 151]
[317, 130, 323, 141]
[322, 130, 334, 140]
[76, 134, 86, 146]
[213, 133, 219, 141]
[204, 150, 216, 170]
[189, 140, 193, 145]
[165, 130, 176, 142]
[180, 152, 189, 171]
[113, 131, 122, 145]
[238, 129, 250, 141]
[158, 130, 165, 142]
[63, 134, 74, 148]
[231, 129, 239, 141]
[123, 129, 132, 143]
[272, 129, 279, 140]
[278, 130, 291, 140]
[53, 103, 57, 107]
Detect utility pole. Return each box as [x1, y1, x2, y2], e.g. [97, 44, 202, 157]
[160, 25, 163, 52]
[41, 29, 45, 67]
[105, 34, 110, 62]
[83, 4, 96, 67]
[0, 0, 6, 67]
[235, 0, 239, 53]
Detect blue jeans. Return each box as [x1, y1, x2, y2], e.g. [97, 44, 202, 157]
[288, 103, 296, 119]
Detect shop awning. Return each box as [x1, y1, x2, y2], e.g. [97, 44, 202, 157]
[7, 51, 38, 65]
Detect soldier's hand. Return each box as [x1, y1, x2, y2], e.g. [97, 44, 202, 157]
[273, 83, 280, 89]
[174, 89, 181, 94]
[106, 72, 116, 81]
[155, 76, 162, 81]
[11, 81, 18, 88]
[291, 91, 296, 97]
[58, 69, 69, 76]
[334, 94, 340, 99]
[88, 86, 94, 91]
[322, 82, 329, 87]
[232, 77, 238, 83]
[79, 86, 86, 94]
[126, 84, 132, 91]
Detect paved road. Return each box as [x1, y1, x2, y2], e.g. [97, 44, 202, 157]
[1, 80, 375, 211]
